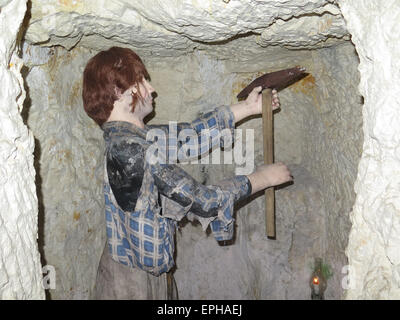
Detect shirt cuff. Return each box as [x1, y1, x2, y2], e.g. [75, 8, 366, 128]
[215, 105, 235, 150]
[216, 105, 236, 130]
[187, 175, 252, 241]
[159, 174, 252, 242]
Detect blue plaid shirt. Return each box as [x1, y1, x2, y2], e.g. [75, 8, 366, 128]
[101, 105, 252, 276]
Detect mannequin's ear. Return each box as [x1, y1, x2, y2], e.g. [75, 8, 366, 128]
[131, 84, 138, 94]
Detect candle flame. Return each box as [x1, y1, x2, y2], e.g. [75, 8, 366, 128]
[312, 276, 319, 285]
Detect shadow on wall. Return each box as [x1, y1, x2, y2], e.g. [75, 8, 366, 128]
[20, 66, 51, 301]
[19, 0, 51, 300]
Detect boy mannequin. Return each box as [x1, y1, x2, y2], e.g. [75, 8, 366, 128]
[82, 47, 292, 299]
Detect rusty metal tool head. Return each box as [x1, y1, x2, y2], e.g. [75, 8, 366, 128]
[237, 66, 308, 99]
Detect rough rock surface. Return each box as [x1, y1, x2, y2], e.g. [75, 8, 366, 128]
[171, 42, 362, 299]
[0, 0, 44, 299]
[22, 45, 106, 299]
[303, 44, 363, 298]
[339, 0, 400, 299]
[24, 0, 348, 59]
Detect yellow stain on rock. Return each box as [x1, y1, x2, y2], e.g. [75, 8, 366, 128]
[58, 149, 72, 163]
[64, 149, 72, 160]
[67, 81, 81, 107]
[232, 81, 247, 100]
[290, 74, 316, 95]
[59, 0, 82, 9]
[232, 71, 265, 102]
[290, 73, 332, 127]
[293, 74, 321, 113]
[73, 211, 81, 221]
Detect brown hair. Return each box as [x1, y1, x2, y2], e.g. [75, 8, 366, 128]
[82, 46, 150, 126]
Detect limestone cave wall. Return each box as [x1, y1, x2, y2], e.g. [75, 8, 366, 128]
[21, 40, 361, 299]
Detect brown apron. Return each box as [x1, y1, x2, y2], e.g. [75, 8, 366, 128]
[93, 156, 178, 300]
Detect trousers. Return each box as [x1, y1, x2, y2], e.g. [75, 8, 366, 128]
[93, 242, 178, 300]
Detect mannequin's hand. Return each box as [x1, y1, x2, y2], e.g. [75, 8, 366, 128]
[247, 162, 292, 194]
[245, 86, 280, 115]
[230, 87, 280, 123]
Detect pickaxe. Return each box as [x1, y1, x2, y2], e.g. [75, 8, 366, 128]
[237, 66, 308, 239]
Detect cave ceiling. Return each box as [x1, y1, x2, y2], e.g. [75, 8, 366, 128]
[23, 0, 349, 61]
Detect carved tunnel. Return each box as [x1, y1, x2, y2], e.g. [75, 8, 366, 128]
[0, 0, 399, 300]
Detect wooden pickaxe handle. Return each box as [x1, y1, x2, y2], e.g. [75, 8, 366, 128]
[237, 66, 308, 239]
[262, 89, 276, 239]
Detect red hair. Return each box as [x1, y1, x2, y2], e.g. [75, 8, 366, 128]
[82, 47, 150, 126]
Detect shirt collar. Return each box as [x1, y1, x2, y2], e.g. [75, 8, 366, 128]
[101, 121, 150, 140]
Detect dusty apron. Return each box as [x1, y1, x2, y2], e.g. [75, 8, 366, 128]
[94, 241, 178, 300]
[93, 156, 178, 300]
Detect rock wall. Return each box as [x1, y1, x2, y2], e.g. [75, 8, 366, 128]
[339, 0, 400, 299]
[166, 43, 362, 299]
[21, 37, 362, 299]
[22, 45, 106, 299]
[306, 44, 363, 298]
[24, 0, 348, 58]
[0, 0, 44, 299]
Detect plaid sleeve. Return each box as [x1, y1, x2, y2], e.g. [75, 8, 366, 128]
[148, 105, 235, 135]
[147, 106, 235, 162]
[147, 158, 252, 241]
[207, 175, 252, 241]
[189, 105, 235, 149]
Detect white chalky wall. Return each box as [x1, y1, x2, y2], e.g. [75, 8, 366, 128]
[338, 0, 400, 299]
[0, 0, 44, 299]
[22, 45, 106, 299]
